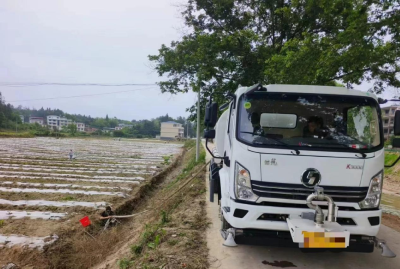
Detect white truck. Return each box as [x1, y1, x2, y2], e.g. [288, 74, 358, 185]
[204, 84, 399, 256]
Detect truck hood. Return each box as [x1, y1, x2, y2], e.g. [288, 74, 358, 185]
[248, 146, 371, 187]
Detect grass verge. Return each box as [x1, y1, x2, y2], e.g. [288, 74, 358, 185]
[167, 141, 205, 189]
[115, 141, 209, 269]
[0, 131, 34, 138]
[385, 152, 400, 175]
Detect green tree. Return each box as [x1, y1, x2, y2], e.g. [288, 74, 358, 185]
[113, 130, 125, 137]
[149, 0, 400, 118]
[109, 118, 119, 128]
[92, 118, 107, 128]
[66, 124, 78, 136]
[0, 112, 6, 128]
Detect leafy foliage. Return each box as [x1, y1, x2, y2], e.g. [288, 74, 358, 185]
[149, 0, 400, 119]
[66, 124, 78, 136]
[162, 155, 172, 165]
[0, 92, 23, 129]
[117, 258, 133, 269]
[161, 210, 169, 224]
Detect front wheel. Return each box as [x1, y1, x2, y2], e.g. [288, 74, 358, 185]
[220, 210, 232, 230]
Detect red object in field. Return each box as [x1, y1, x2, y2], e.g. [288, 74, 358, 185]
[80, 216, 91, 227]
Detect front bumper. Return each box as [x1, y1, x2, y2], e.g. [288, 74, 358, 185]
[225, 199, 382, 236]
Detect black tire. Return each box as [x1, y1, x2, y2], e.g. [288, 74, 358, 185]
[221, 213, 232, 230]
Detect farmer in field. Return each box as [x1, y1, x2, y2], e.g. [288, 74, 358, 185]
[69, 149, 74, 160]
[100, 206, 117, 228]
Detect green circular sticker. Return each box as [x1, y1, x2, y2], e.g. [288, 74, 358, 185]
[244, 102, 251, 109]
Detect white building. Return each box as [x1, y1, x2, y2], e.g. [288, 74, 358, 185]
[29, 117, 44, 126]
[19, 115, 24, 123]
[47, 115, 72, 130]
[382, 105, 399, 139]
[103, 127, 115, 133]
[76, 122, 85, 132]
[160, 121, 184, 140]
[115, 123, 133, 131]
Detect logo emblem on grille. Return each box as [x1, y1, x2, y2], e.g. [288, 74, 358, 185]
[301, 169, 321, 188]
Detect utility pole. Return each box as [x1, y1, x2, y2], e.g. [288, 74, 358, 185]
[186, 120, 189, 138]
[196, 90, 201, 161]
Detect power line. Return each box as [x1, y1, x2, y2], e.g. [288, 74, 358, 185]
[0, 82, 157, 87]
[7, 87, 158, 103]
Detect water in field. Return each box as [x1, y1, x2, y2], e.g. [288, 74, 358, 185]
[381, 193, 400, 217]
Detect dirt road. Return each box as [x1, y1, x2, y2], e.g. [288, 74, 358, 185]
[204, 143, 400, 269]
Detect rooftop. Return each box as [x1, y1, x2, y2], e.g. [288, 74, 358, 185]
[382, 105, 400, 109]
[162, 121, 181, 124]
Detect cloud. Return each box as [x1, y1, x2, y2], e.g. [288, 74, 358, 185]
[0, 0, 196, 120]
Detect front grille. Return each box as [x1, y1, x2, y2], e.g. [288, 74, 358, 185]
[251, 181, 368, 203]
[258, 201, 357, 211]
[257, 213, 289, 222]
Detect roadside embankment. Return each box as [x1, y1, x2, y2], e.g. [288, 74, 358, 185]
[92, 140, 209, 269]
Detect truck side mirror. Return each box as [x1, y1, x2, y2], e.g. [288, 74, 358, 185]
[392, 138, 400, 148]
[204, 129, 215, 139]
[205, 102, 218, 128]
[394, 110, 400, 136]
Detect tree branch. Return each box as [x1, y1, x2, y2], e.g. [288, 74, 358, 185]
[214, 73, 234, 81]
[325, 68, 372, 82]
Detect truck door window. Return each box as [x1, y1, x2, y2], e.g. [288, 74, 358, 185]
[228, 103, 234, 145]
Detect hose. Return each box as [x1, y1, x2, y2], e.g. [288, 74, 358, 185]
[99, 161, 210, 220]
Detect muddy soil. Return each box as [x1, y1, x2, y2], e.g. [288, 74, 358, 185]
[0, 143, 187, 268]
[0, 191, 127, 203]
[93, 148, 208, 269]
[382, 213, 400, 233]
[0, 179, 135, 189]
[0, 217, 75, 237]
[384, 176, 400, 194]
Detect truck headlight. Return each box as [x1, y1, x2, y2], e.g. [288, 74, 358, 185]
[359, 171, 383, 209]
[235, 162, 259, 202]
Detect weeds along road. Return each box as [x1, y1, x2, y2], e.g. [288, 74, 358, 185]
[203, 142, 400, 269]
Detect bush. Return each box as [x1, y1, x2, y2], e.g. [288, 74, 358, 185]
[117, 258, 133, 269]
[113, 130, 125, 137]
[76, 132, 90, 137]
[0, 131, 34, 138]
[184, 139, 196, 148]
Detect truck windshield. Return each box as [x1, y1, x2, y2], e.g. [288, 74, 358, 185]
[237, 92, 382, 151]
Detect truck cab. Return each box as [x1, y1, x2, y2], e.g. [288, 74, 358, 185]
[205, 84, 398, 255]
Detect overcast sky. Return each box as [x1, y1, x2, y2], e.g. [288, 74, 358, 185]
[0, 0, 197, 121]
[0, 1, 398, 120]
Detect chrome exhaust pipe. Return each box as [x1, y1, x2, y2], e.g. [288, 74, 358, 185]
[374, 238, 396, 258]
[306, 186, 337, 225]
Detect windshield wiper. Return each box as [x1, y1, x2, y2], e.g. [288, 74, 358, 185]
[331, 143, 367, 158]
[306, 141, 367, 158]
[240, 131, 300, 155]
